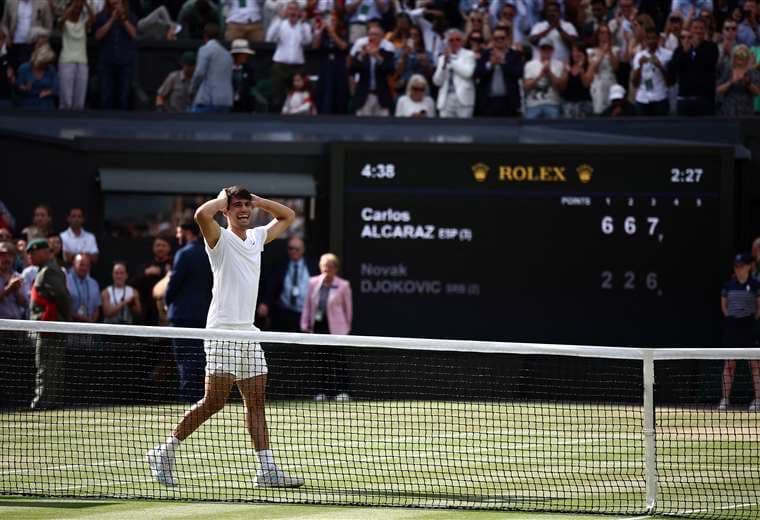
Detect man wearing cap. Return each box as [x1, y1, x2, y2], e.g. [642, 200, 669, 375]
[0, 241, 25, 319]
[191, 23, 234, 112]
[27, 239, 71, 410]
[230, 38, 258, 112]
[156, 50, 196, 112]
[523, 36, 566, 118]
[528, 1, 577, 64]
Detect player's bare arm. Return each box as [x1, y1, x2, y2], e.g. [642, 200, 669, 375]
[194, 190, 226, 248]
[256, 197, 296, 244]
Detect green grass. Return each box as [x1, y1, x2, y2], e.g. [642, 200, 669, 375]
[1, 401, 758, 519]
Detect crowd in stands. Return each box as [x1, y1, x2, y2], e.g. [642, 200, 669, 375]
[1, 0, 760, 116]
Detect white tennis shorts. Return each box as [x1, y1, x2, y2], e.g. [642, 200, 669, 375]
[204, 337, 268, 380]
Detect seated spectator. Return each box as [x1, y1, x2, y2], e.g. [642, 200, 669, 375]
[528, 1, 577, 64]
[523, 37, 567, 118]
[224, 0, 264, 43]
[60, 207, 99, 265]
[393, 25, 434, 96]
[191, 23, 234, 112]
[631, 26, 672, 116]
[0, 241, 25, 319]
[282, 72, 316, 113]
[737, 0, 759, 47]
[67, 253, 101, 323]
[59, 0, 95, 110]
[433, 28, 476, 118]
[474, 25, 523, 116]
[266, 2, 312, 111]
[562, 42, 593, 117]
[345, 0, 390, 44]
[668, 17, 718, 115]
[313, 10, 349, 114]
[156, 51, 196, 112]
[14, 44, 58, 110]
[95, 0, 138, 110]
[231, 39, 257, 112]
[602, 83, 634, 115]
[717, 44, 760, 116]
[350, 24, 395, 116]
[0, 0, 54, 71]
[395, 73, 436, 116]
[102, 261, 141, 324]
[22, 204, 53, 241]
[136, 5, 182, 40]
[177, 0, 223, 40]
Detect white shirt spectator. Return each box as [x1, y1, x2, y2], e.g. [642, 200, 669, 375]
[529, 20, 577, 63]
[408, 8, 447, 60]
[13, 0, 33, 44]
[523, 58, 564, 108]
[225, 0, 263, 23]
[60, 226, 99, 258]
[313, 0, 333, 13]
[266, 18, 312, 64]
[350, 35, 396, 56]
[395, 94, 436, 116]
[632, 47, 672, 103]
[264, 0, 306, 28]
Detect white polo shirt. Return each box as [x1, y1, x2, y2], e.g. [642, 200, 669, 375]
[528, 20, 578, 64]
[225, 0, 262, 24]
[60, 227, 99, 257]
[266, 19, 312, 64]
[205, 226, 267, 330]
[632, 47, 673, 104]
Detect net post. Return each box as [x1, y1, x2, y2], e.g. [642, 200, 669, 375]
[642, 348, 657, 514]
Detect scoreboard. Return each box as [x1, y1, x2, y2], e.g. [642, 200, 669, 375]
[330, 143, 734, 347]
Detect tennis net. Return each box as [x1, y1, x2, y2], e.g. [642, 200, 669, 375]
[0, 318, 758, 518]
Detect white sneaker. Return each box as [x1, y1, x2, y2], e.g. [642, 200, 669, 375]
[335, 392, 351, 402]
[718, 398, 730, 411]
[146, 446, 177, 486]
[314, 393, 327, 401]
[255, 467, 305, 488]
[749, 400, 760, 412]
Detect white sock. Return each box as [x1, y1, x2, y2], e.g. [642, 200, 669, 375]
[257, 449, 276, 470]
[164, 435, 181, 455]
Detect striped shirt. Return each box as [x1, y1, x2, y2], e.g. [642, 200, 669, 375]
[722, 278, 760, 318]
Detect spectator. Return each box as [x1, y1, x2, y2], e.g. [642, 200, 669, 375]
[350, 19, 396, 58]
[0, 0, 54, 70]
[386, 11, 413, 49]
[465, 30, 485, 60]
[59, 0, 95, 110]
[580, 0, 610, 46]
[165, 219, 212, 402]
[95, 0, 138, 110]
[737, 0, 759, 47]
[300, 252, 353, 401]
[601, 82, 635, 115]
[528, 1, 577, 64]
[668, 17, 719, 115]
[562, 42, 593, 117]
[474, 25, 523, 116]
[223, 0, 264, 43]
[350, 24, 395, 116]
[191, 23, 234, 112]
[27, 239, 71, 411]
[14, 44, 58, 109]
[490, 1, 528, 48]
[631, 26, 672, 116]
[433, 28, 476, 118]
[408, 6, 449, 61]
[282, 72, 317, 113]
[230, 39, 257, 112]
[264, 0, 306, 32]
[13, 237, 28, 272]
[177, 0, 223, 40]
[672, 0, 714, 21]
[21, 204, 53, 241]
[313, 9, 349, 114]
[60, 207, 99, 265]
[0, 229, 11, 243]
[266, 2, 312, 111]
[131, 234, 171, 325]
[395, 73, 436, 116]
[662, 11, 684, 51]
[393, 24, 434, 96]
[0, 202, 15, 232]
[621, 15, 655, 84]
[718, 252, 760, 412]
[718, 17, 738, 71]
[156, 50, 196, 112]
[716, 44, 760, 116]
[346, 0, 389, 43]
[46, 233, 65, 266]
[523, 36, 567, 118]
[136, 4, 182, 40]
[67, 253, 101, 323]
[101, 260, 141, 324]
[0, 241, 25, 319]
[610, 0, 636, 49]
[464, 9, 492, 45]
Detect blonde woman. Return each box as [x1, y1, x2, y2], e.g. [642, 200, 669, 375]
[587, 24, 619, 113]
[717, 44, 760, 116]
[395, 74, 436, 117]
[15, 45, 58, 110]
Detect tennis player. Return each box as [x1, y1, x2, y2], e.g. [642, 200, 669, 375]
[147, 186, 304, 488]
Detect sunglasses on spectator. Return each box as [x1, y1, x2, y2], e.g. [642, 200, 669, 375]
[411, 85, 425, 91]
[724, 25, 737, 30]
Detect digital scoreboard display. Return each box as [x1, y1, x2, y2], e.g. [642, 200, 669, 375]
[331, 143, 733, 347]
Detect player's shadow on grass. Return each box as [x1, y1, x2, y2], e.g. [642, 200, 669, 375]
[0, 499, 117, 509]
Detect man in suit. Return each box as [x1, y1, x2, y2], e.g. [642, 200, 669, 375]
[0, 0, 53, 70]
[432, 28, 476, 118]
[165, 218, 213, 402]
[474, 26, 524, 117]
[349, 24, 395, 116]
[191, 22, 234, 112]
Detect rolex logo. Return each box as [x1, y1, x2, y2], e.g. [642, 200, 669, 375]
[472, 163, 489, 182]
[577, 164, 593, 184]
